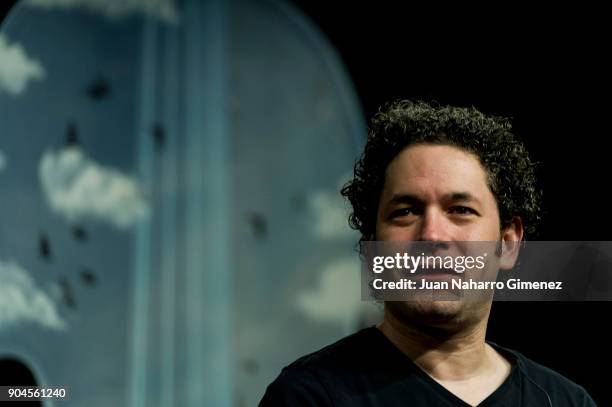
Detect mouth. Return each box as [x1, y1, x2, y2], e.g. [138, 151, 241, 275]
[417, 273, 459, 282]
[408, 265, 465, 284]
[412, 266, 458, 276]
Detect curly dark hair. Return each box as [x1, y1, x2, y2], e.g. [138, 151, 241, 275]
[341, 100, 542, 247]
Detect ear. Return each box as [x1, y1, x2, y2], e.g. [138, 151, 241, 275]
[499, 216, 524, 270]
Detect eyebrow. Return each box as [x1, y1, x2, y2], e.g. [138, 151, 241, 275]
[387, 192, 482, 206]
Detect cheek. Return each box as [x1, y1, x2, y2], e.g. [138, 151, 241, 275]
[462, 216, 501, 241]
[375, 216, 398, 240]
[375, 218, 419, 241]
[377, 226, 412, 240]
[483, 208, 503, 239]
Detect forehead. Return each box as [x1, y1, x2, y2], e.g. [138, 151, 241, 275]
[383, 144, 492, 199]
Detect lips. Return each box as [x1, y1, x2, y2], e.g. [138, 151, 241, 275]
[412, 266, 457, 276]
[417, 272, 458, 282]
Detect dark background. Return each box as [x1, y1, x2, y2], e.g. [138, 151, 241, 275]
[290, 3, 610, 404]
[2, 1, 608, 404]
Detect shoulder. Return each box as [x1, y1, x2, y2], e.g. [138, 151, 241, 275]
[492, 343, 597, 406]
[288, 327, 378, 372]
[258, 361, 333, 406]
[259, 328, 380, 406]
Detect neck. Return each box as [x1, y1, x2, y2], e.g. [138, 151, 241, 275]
[378, 303, 496, 381]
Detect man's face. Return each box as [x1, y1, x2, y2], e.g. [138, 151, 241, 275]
[376, 144, 503, 326]
[376, 144, 501, 242]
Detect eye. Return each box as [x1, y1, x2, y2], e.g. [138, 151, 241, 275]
[389, 207, 420, 218]
[448, 206, 477, 216]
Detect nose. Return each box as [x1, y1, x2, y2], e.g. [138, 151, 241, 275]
[418, 207, 448, 242]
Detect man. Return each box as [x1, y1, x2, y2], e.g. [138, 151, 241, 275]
[260, 100, 596, 406]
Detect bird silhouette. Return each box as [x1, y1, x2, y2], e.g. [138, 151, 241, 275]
[86, 75, 111, 100]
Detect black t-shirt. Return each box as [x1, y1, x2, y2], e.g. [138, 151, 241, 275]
[260, 327, 596, 406]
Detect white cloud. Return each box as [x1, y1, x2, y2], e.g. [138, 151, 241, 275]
[308, 190, 356, 240]
[0, 150, 6, 172]
[296, 257, 362, 326]
[0, 259, 65, 330]
[0, 34, 45, 96]
[39, 147, 150, 229]
[26, 0, 179, 24]
[307, 172, 357, 240]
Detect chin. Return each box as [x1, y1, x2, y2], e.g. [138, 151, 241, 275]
[387, 300, 469, 329]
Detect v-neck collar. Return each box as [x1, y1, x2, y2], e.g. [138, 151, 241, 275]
[369, 327, 520, 406]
